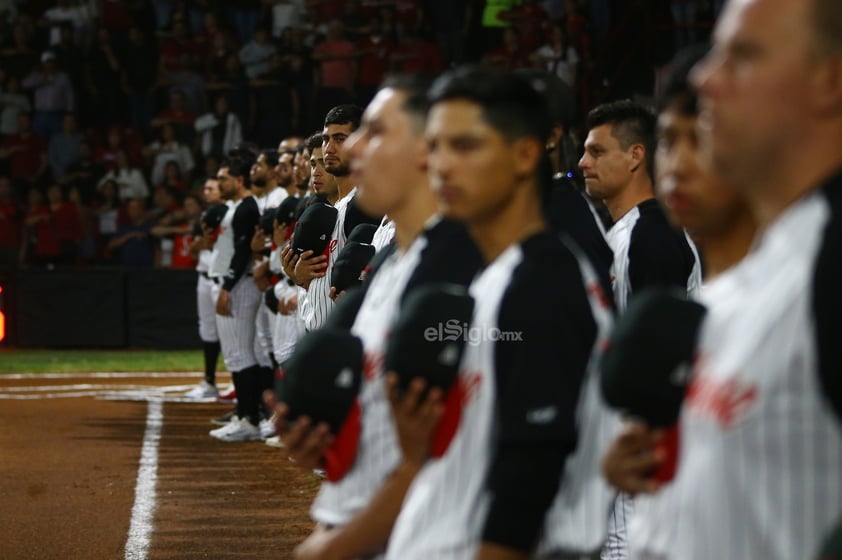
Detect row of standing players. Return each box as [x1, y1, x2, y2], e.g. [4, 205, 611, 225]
[187, 3, 842, 557]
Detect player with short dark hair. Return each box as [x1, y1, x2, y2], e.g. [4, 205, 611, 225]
[385, 65, 615, 560]
[207, 154, 264, 442]
[599, 45, 757, 560]
[583, 98, 702, 560]
[270, 73, 483, 559]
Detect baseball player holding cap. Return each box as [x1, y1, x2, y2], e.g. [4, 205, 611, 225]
[384, 66, 615, 560]
[660, 0, 842, 558]
[599, 1, 842, 559]
[207, 155, 264, 442]
[282, 106, 382, 332]
[268, 75, 483, 560]
[184, 177, 225, 399]
[598, 45, 757, 560]
[579, 99, 702, 560]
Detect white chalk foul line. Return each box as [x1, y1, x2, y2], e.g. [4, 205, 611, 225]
[124, 398, 163, 560]
[1, 372, 205, 380]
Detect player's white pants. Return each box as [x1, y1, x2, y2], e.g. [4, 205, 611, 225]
[272, 312, 302, 363]
[602, 494, 633, 560]
[216, 278, 261, 372]
[196, 274, 218, 342]
[254, 301, 274, 368]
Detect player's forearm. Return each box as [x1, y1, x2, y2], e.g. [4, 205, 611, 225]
[326, 460, 422, 558]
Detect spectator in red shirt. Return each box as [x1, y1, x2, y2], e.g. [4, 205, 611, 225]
[0, 113, 48, 195]
[313, 20, 357, 113]
[0, 177, 21, 269]
[390, 30, 445, 74]
[151, 89, 198, 146]
[151, 192, 202, 269]
[355, 15, 395, 106]
[23, 183, 82, 267]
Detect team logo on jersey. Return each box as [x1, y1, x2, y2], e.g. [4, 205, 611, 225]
[685, 366, 758, 428]
[430, 371, 483, 457]
[363, 351, 385, 382]
[328, 239, 339, 254]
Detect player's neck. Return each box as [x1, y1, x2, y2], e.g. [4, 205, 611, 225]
[697, 212, 756, 280]
[604, 178, 654, 222]
[743, 133, 842, 229]
[392, 182, 438, 251]
[231, 187, 249, 202]
[335, 175, 354, 200]
[469, 180, 546, 264]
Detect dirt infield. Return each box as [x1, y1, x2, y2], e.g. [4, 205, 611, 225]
[0, 374, 319, 560]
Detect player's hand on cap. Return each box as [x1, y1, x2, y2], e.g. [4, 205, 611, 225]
[601, 421, 665, 496]
[328, 287, 346, 302]
[281, 245, 301, 284]
[264, 394, 334, 469]
[216, 289, 232, 316]
[387, 372, 444, 467]
[293, 250, 328, 289]
[273, 220, 288, 247]
[250, 225, 267, 253]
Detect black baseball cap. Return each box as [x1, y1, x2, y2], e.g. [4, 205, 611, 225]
[600, 288, 707, 427]
[275, 328, 364, 434]
[292, 202, 338, 255]
[275, 196, 300, 227]
[385, 284, 475, 394]
[201, 203, 229, 229]
[331, 242, 375, 293]
[259, 207, 278, 235]
[819, 520, 842, 560]
[347, 223, 378, 244]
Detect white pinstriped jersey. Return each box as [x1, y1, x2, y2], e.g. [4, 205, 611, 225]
[605, 201, 701, 312]
[385, 242, 516, 560]
[372, 216, 396, 252]
[265, 187, 289, 210]
[668, 190, 842, 560]
[387, 232, 606, 560]
[310, 234, 426, 526]
[298, 187, 356, 331]
[626, 269, 744, 560]
[210, 198, 254, 279]
[536, 240, 619, 557]
[604, 199, 701, 560]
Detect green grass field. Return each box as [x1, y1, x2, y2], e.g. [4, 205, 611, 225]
[0, 349, 226, 374]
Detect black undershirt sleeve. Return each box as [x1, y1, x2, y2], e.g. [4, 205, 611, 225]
[627, 206, 695, 294]
[481, 236, 597, 553]
[223, 198, 260, 292]
[813, 178, 842, 424]
[343, 196, 383, 238]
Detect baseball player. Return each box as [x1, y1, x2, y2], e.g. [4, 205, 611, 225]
[655, 0, 842, 558]
[599, 46, 757, 560]
[207, 155, 264, 442]
[578, 99, 702, 560]
[184, 177, 224, 399]
[282, 106, 382, 332]
[385, 66, 615, 560]
[270, 75, 484, 560]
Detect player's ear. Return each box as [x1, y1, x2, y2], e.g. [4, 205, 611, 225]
[628, 143, 646, 174]
[512, 136, 544, 178]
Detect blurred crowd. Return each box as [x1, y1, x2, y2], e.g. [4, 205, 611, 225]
[0, 0, 720, 270]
